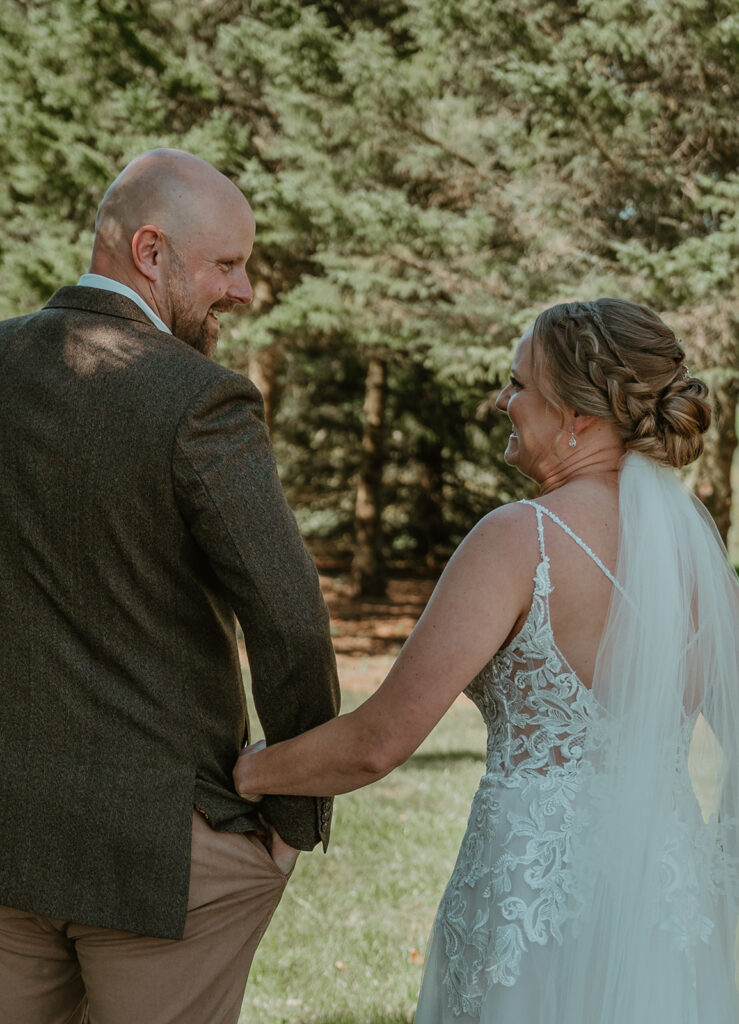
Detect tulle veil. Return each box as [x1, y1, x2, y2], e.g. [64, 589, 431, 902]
[537, 452, 739, 1021]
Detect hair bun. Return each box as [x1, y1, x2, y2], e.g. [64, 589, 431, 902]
[647, 375, 712, 469]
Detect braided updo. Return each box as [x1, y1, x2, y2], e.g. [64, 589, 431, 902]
[531, 299, 711, 469]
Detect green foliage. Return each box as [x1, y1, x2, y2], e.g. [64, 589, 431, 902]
[1, 0, 736, 563]
[0, 0, 171, 310]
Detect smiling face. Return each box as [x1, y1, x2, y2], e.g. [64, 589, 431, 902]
[90, 150, 258, 359]
[164, 195, 255, 358]
[495, 331, 568, 483]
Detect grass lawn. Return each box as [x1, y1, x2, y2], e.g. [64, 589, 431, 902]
[239, 685, 739, 1022]
[239, 689, 487, 1024]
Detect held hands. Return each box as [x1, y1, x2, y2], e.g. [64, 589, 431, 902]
[234, 738, 265, 802]
[234, 739, 300, 874]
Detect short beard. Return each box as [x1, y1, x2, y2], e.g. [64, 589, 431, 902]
[167, 248, 218, 358]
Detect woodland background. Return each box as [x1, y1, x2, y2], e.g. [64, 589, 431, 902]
[1, 0, 737, 590]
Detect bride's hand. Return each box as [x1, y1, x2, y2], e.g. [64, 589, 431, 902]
[234, 738, 265, 802]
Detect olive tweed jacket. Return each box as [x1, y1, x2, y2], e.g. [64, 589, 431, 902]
[0, 287, 339, 939]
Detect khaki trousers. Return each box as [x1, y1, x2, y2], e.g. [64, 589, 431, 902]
[0, 811, 290, 1024]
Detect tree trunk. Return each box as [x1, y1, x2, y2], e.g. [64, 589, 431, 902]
[414, 434, 445, 570]
[693, 373, 738, 549]
[248, 342, 285, 435]
[228, 279, 285, 435]
[351, 355, 387, 596]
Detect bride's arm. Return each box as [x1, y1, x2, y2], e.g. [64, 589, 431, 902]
[233, 504, 534, 798]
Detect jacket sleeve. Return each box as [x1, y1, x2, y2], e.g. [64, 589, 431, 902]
[172, 370, 340, 850]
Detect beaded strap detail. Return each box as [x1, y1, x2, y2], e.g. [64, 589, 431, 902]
[520, 499, 627, 598]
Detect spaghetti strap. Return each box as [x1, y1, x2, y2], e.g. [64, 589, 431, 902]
[525, 499, 547, 562]
[520, 499, 627, 599]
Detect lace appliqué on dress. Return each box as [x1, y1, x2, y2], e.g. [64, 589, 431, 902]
[433, 501, 736, 1020]
[436, 544, 606, 1017]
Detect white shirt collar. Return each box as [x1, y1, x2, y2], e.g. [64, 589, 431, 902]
[77, 274, 172, 335]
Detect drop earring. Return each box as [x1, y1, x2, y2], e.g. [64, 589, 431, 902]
[568, 426, 577, 448]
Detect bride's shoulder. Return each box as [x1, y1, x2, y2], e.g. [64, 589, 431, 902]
[441, 502, 543, 620]
[463, 500, 542, 562]
[475, 498, 538, 532]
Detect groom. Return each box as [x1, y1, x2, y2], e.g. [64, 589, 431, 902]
[0, 149, 339, 1024]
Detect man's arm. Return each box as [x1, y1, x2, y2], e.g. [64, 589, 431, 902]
[172, 370, 340, 849]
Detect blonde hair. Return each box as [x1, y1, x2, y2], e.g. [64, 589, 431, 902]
[530, 298, 711, 469]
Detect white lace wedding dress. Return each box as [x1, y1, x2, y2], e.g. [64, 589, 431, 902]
[415, 491, 739, 1023]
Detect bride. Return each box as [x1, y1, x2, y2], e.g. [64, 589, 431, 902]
[234, 298, 739, 1023]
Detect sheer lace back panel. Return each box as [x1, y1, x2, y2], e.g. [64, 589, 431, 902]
[464, 500, 621, 776]
[431, 502, 622, 1010]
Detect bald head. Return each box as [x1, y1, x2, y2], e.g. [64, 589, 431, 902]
[93, 149, 249, 257]
[89, 149, 256, 356]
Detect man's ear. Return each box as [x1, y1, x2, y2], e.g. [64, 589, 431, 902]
[131, 225, 163, 282]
